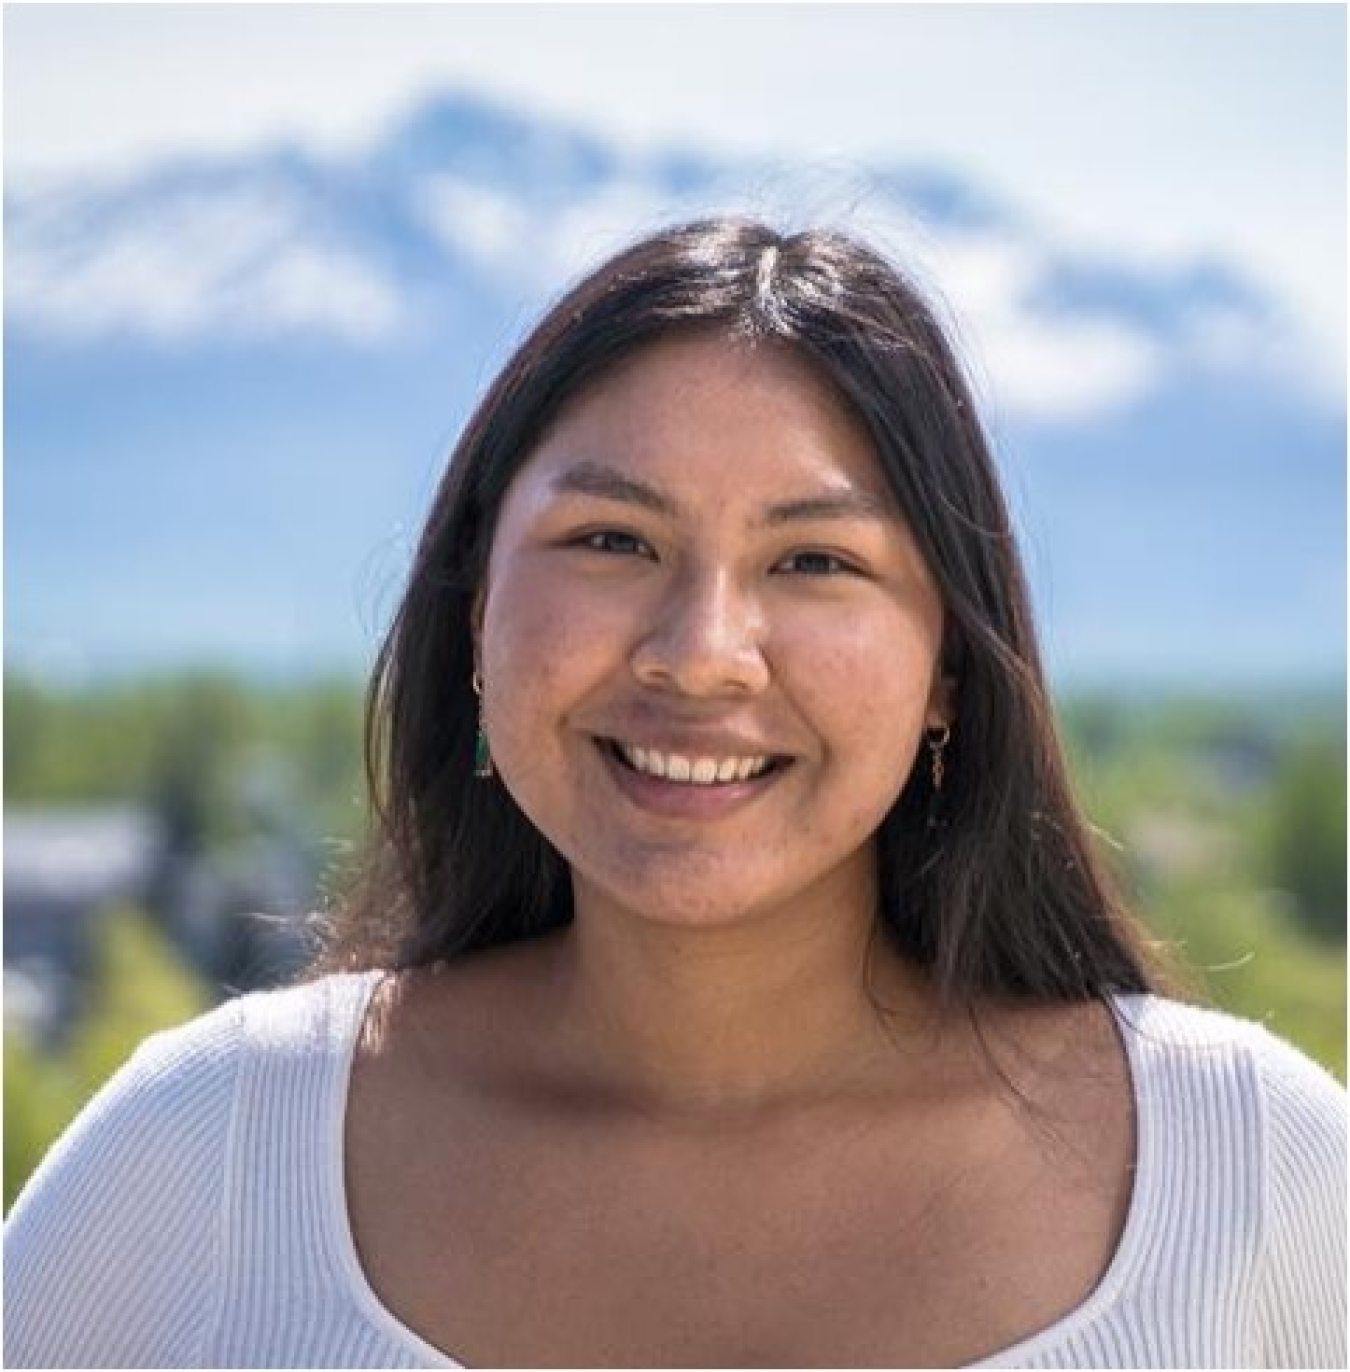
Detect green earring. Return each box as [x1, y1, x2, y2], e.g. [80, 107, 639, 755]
[472, 671, 494, 779]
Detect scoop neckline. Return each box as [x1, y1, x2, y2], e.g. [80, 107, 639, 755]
[319, 971, 1157, 1370]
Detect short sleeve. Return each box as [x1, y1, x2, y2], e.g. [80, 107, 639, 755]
[3, 998, 245, 1369]
[1253, 1029, 1347, 1369]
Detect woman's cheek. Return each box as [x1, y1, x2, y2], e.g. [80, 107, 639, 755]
[481, 567, 640, 740]
[497, 587, 632, 674]
[780, 608, 924, 691]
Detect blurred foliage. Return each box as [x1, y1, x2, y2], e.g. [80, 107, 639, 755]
[1060, 686, 1346, 1078]
[1259, 738, 1347, 942]
[1148, 878, 1346, 1080]
[4, 670, 367, 870]
[4, 907, 212, 1211]
[4, 673, 1345, 1210]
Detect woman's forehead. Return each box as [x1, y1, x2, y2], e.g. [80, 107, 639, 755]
[514, 335, 895, 510]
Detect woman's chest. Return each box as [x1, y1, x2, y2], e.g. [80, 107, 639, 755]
[346, 1087, 1132, 1368]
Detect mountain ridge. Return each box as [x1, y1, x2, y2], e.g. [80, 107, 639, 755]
[6, 91, 1343, 685]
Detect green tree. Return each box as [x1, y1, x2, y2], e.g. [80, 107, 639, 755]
[1260, 737, 1347, 943]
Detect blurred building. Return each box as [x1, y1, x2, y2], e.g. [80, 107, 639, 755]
[4, 803, 316, 1043]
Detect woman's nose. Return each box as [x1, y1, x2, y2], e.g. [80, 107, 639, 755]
[630, 569, 770, 697]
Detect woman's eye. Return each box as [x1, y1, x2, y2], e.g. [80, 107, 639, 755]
[578, 530, 652, 557]
[777, 550, 856, 576]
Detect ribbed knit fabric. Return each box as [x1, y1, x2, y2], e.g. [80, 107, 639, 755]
[4, 973, 1345, 1368]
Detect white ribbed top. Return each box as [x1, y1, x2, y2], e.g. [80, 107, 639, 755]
[4, 973, 1345, 1369]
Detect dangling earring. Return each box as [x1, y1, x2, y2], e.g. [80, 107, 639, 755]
[471, 670, 494, 779]
[925, 722, 951, 791]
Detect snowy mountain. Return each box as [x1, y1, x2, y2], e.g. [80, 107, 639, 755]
[6, 93, 1344, 687]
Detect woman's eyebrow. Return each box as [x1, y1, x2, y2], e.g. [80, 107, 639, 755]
[760, 491, 893, 527]
[549, 461, 679, 516]
[549, 459, 892, 526]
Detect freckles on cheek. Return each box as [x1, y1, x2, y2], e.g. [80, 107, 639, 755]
[800, 640, 892, 715]
[499, 620, 597, 689]
[827, 618, 938, 694]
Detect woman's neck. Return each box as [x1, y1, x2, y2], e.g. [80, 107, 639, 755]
[537, 883, 948, 1121]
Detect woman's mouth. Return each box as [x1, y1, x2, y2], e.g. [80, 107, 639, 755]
[600, 739, 788, 786]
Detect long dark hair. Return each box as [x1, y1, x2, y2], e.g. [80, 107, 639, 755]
[316, 217, 1168, 1006]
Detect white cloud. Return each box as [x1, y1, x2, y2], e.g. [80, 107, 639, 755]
[1027, 208, 1346, 413]
[912, 231, 1163, 425]
[6, 183, 402, 345]
[536, 186, 703, 285]
[245, 241, 401, 342]
[415, 177, 533, 278]
[978, 312, 1162, 427]
[416, 174, 695, 292]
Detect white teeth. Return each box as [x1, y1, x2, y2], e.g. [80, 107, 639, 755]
[616, 743, 774, 786]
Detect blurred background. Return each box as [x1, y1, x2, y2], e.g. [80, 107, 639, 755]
[4, 4, 1345, 1206]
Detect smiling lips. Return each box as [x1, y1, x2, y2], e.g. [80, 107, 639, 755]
[607, 740, 781, 786]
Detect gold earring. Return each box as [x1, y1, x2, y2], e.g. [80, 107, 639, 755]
[925, 722, 951, 791]
[471, 670, 494, 779]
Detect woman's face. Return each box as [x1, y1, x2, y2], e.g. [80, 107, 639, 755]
[477, 335, 951, 932]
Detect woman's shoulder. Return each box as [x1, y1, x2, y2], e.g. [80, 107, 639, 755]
[17, 971, 383, 1185]
[1111, 991, 1346, 1160]
[224, 968, 386, 1056]
[1112, 992, 1344, 1087]
[38, 970, 380, 1123]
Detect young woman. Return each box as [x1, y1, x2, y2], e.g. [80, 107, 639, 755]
[6, 219, 1344, 1369]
